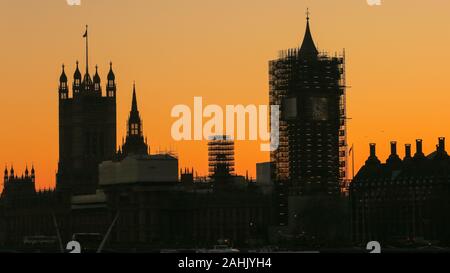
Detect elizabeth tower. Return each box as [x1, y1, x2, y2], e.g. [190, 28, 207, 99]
[270, 14, 347, 224]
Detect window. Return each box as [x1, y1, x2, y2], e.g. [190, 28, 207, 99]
[131, 123, 139, 135]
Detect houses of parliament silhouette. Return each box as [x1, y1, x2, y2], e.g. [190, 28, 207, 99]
[0, 26, 271, 250]
[1, 15, 450, 251]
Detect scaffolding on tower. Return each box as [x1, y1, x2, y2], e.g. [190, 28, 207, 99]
[208, 135, 235, 177]
[339, 49, 350, 195]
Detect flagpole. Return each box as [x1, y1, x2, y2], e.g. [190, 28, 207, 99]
[85, 25, 89, 74]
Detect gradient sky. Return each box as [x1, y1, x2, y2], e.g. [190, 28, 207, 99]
[1, 0, 449, 190]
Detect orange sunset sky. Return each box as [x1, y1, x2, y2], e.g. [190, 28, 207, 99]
[0, 0, 449, 190]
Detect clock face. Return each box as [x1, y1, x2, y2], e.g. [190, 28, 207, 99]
[310, 97, 329, 121]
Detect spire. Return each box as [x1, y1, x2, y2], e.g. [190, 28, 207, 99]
[74, 61, 81, 80]
[93, 65, 101, 93]
[108, 62, 115, 80]
[131, 82, 138, 113]
[60, 64, 67, 82]
[59, 64, 69, 100]
[106, 62, 116, 97]
[299, 8, 319, 57]
[93, 65, 100, 83]
[121, 82, 148, 156]
[128, 82, 141, 133]
[31, 165, 35, 182]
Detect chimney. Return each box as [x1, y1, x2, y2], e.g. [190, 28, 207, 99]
[387, 141, 402, 166]
[438, 137, 446, 152]
[405, 144, 412, 159]
[370, 143, 376, 157]
[390, 141, 397, 155]
[414, 139, 425, 158]
[365, 143, 381, 166]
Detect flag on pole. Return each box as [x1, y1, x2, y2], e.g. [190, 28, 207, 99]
[83, 25, 88, 38]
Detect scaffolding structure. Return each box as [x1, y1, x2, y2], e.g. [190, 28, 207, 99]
[339, 50, 350, 194]
[269, 48, 348, 195]
[208, 135, 235, 177]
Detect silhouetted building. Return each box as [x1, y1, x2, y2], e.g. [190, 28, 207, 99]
[0, 28, 274, 251]
[256, 162, 274, 195]
[118, 83, 149, 158]
[180, 168, 194, 185]
[0, 166, 67, 248]
[208, 135, 235, 178]
[56, 62, 117, 195]
[56, 37, 117, 195]
[1, 166, 35, 199]
[350, 138, 450, 245]
[99, 85, 177, 185]
[269, 14, 347, 226]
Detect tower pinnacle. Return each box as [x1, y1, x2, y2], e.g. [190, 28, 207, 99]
[299, 9, 319, 57]
[132, 82, 138, 113]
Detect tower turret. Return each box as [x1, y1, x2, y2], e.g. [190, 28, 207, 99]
[4, 166, 8, 183]
[82, 71, 93, 92]
[59, 64, 69, 100]
[106, 62, 116, 97]
[9, 165, 14, 179]
[73, 61, 82, 95]
[31, 165, 35, 183]
[93, 65, 101, 93]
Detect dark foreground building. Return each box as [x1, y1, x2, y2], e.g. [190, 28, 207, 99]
[350, 138, 450, 246]
[0, 165, 271, 251]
